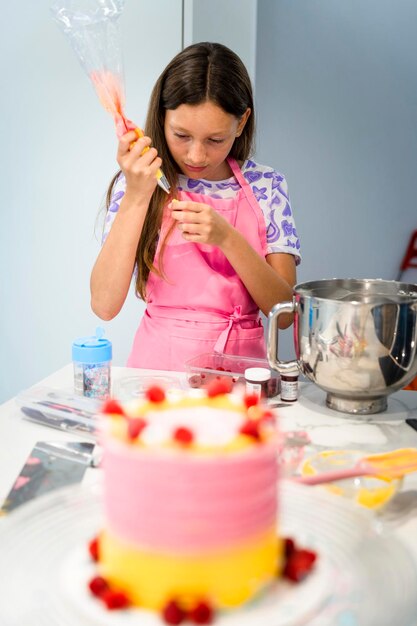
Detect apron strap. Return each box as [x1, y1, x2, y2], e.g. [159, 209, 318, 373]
[227, 158, 260, 213]
[227, 158, 268, 255]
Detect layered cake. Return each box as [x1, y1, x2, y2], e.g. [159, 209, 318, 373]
[88, 380, 309, 621]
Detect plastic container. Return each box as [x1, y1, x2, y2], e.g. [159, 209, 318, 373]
[72, 327, 112, 400]
[185, 352, 279, 398]
[245, 367, 271, 399]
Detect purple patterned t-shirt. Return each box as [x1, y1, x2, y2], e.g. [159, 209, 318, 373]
[102, 159, 301, 264]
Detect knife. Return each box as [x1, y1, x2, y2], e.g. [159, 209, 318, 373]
[406, 419, 417, 434]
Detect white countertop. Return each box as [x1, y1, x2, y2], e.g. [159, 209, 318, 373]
[1, 365, 417, 624]
[1, 364, 417, 502]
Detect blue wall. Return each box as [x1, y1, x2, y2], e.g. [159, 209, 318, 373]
[255, 0, 417, 357]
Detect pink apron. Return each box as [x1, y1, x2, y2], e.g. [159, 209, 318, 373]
[127, 158, 268, 371]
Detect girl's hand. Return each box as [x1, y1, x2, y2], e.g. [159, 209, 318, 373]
[117, 130, 162, 201]
[170, 200, 232, 247]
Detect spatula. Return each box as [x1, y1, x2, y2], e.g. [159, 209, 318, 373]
[295, 448, 417, 486]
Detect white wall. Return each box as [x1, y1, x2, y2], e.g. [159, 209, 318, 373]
[0, 1, 182, 403]
[256, 0, 417, 282]
[255, 0, 417, 359]
[189, 0, 257, 83]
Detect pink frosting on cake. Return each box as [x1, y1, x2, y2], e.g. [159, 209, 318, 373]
[102, 439, 278, 554]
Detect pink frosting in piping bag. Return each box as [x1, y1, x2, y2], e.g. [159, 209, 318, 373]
[90, 70, 136, 138]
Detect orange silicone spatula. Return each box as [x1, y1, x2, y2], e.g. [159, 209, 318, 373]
[296, 448, 417, 485]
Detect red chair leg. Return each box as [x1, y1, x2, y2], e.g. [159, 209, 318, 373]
[397, 230, 417, 281]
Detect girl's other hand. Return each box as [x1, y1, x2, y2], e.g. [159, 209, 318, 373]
[170, 200, 232, 247]
[117, 131, 162, 202]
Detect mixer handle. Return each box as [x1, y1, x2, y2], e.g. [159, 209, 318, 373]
[267, 301, 299, 374]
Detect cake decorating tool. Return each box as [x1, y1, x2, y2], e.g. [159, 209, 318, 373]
[406, 418, 417, 433]
[50, 0, 170, 194]
[0, 441, 95, 515]
[89, 70, 170, 193]
[15, 387, 100, 439]
[296, 448, 417, 486]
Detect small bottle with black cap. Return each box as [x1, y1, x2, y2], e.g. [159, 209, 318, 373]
[280, 368, 299, 402]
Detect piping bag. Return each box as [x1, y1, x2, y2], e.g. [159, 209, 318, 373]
[50, 0, 170, 193]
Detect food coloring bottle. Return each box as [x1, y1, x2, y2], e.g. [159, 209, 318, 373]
[280, 371, 299, 402]
[244, 367, 271, 399]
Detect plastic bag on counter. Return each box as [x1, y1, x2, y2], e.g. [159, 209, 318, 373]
[50, 0, 135, 137]
[15, 386, 101, 440]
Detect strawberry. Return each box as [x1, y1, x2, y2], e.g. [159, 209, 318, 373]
[283, 537, 296, 558]
[162, 599, 186, 624]
[239, 419, 261, 440]
[127, 417, 147, 440]
[206, 377, 232, 397]
[146, 386, 166, 403]
[189, 374, 202, 388]
[189, 600, 214, 624]
[101, 398, 125, 416]
[101, 589, 130, 610]
[173, 426, 194, 446]
[88, 576, 109, 597]
[244, 393, 259, 408]
[283, 548, 317, 582]
[88, 536, 100, 562]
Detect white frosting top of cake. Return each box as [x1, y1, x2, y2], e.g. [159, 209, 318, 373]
[141, 405, 244, 447]
[119, 391, 248, 448]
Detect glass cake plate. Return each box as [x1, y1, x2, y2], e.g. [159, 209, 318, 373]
[0, 481, 416, 626]
[113, 375, 185, 401]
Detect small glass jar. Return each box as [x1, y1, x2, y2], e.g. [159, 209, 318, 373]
[244, 367, 271, 399]
[72, 327, 112, 400]
[280, 371, 299, 402]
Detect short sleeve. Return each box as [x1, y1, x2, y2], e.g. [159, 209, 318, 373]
[101, 173, 126, 244]
[243, 161, 301, 264]
[266, 174, 301, 264]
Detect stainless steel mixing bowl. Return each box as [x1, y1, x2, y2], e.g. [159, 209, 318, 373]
[268, 278, 417, 414]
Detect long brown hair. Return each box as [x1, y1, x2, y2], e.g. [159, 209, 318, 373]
[106, 42, 256, 300]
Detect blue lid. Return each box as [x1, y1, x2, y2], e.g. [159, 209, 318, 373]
[72, 327, 112, 364]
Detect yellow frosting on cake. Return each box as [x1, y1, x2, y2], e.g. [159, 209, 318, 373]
[123, 394, 247, 419]
[99, 528, 282, 610]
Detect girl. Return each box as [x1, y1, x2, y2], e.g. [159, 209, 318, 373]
[91, 42, 301, 370]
